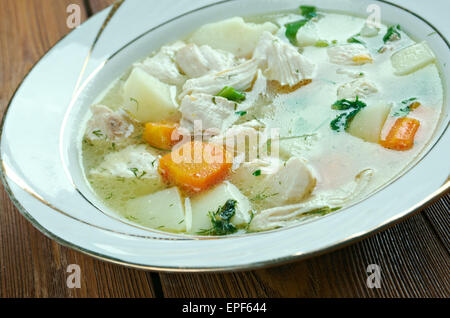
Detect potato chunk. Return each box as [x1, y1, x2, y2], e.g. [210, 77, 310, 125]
[348, 102, 391, 143]
[295, 21, 319, 46]
[189, 17, 278, 57]
[189, 181, 253, 233]
[391, 42, 435, 75]
[123, 68, 179, 122]
[125, 187, 186, 232]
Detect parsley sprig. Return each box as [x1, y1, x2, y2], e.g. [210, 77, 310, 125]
[383, 25, 401, 43]
[284, 5, 318, 44]
[330, 97, 367, 132]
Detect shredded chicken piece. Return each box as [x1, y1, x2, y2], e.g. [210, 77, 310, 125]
[249, 169, 373, 231]
[175, 44, 235, 78]
[336, 68, 365, 79]
[337, 78, 379, 100]
[180, 59, 259, 98]
[179, 93, 237, 133]
[209, 120, 266, 165]
[327, 44, 373, 65]
[90, 144, 160, 179]
[86, 105, 134, 141]
[254, 32, 315, 87]
[232, 156, 316, 209]
[136, 41, 186, 86]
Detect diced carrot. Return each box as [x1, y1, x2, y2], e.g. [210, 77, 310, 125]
[380, 117, 420, 151]
[143, 121, 182, 150]
[158, 141, 233, 194]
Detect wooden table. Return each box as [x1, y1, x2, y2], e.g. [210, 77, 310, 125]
[0, 0, 448, 298]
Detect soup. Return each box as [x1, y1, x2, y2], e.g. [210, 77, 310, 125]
[81, 5, 443, 235]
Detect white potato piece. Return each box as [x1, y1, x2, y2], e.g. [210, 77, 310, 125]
[189, 181, 253, 233]
[360, 22, 379, 37]
[125, 187, 186, 232]
[123, 68, 179, 123]
[391, 42, 435, 75]
[296, 21, 319, 46]
[189, 17, 278, 57]
[348, 101, 391, 143]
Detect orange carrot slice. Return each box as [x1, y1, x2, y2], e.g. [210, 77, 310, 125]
[158, 142, 233, 194]
[380, 117, 420, 151]
[143, 121, 182, 150]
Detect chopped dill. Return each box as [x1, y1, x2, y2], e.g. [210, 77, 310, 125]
[197, 199, 238, 235]
[129, 167, 146, 179]
[250, 191, 279, 202]
[130, 97, 139, 110]
[92, 130, 103, 138]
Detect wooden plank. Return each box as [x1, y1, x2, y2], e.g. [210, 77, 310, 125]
[423, 194, 449, 250]
[0, 0, 156, 298]
[159, 211, 450, 298]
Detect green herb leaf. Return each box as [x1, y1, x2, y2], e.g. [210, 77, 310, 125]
[245, 210, 256, 232]
[285, 19, 309, 44]
[197, 199, 238, 236]
[383, 25, 401, 43]
[250, 191, 279, 202]
[92, 130, 103, 138]
[300, 5, 317, 19]
[314, 40, 329, 47]
[130, 97, 139, 110]
[347, 35, 365, 45]
[129, 167, 146, 179]
[330, 97, 367, 132]
[301, 206, 341, 217]
[235, 110, 247, 117]
[217, 86, 246, 103]
[252, 169, 262, 176]
[331, 97, 366, 110]
[401, 97, 418, 104]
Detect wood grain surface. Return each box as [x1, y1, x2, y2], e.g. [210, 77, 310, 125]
[0, 0, 448, 298]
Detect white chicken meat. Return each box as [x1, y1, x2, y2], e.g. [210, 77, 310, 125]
[254, 31, 316, 87]
[85, 104, 134, 142]
[136, 41, 186, 86]
[175, 44, 236, 78]
[327, 44, 373, 65]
